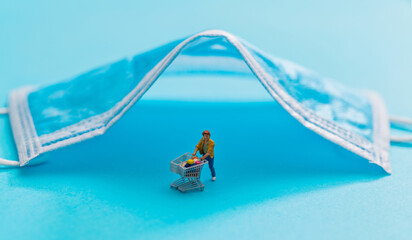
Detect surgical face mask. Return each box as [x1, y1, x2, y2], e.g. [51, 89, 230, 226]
[0, 29, 409, 173]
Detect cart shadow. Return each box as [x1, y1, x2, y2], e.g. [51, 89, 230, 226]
[13, 100, 387, 225]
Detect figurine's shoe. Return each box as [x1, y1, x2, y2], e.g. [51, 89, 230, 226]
[212, 177, 216, 181]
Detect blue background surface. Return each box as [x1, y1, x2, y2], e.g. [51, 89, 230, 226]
[1, 1, 411, 239]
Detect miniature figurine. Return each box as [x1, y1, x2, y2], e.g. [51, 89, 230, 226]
[193, 130, 216, 181]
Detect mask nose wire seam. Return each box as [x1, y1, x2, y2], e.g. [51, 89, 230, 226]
[0, 107, 19, 167]
[389, 116, 412, 143]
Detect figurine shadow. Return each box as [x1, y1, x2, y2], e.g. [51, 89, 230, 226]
[14, 100, 387, 225]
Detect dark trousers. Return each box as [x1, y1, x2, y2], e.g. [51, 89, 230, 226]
[204, 155, 216, 177]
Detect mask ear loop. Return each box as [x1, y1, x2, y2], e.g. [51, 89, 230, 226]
[0, 107, 20, 167]
[0, 107, 8, 115]
[389, 116, 412, 143]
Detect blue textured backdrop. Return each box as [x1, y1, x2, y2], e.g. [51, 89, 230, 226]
[1, 1, 411, 239]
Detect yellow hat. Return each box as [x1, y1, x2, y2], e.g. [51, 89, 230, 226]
[187, 159, 194, 165]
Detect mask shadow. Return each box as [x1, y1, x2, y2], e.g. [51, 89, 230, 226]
[14, 100, 388, 224]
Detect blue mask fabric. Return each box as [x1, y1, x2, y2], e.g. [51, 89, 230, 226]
[0, 30, 396, 173]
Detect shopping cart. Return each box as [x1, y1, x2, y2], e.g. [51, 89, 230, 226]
[170, 153, 208, 192]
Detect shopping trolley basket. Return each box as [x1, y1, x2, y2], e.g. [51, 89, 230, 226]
[170, 153, 208, 192]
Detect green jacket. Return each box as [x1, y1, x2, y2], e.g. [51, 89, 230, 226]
[196, 139, 215, 158]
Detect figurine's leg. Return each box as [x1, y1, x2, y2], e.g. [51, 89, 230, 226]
[206, 156, 216, 178]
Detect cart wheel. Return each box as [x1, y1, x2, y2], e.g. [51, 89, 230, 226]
[200, 187, 204, 192]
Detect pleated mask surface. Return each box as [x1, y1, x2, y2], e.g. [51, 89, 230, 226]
[2, 30, 391, 173]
